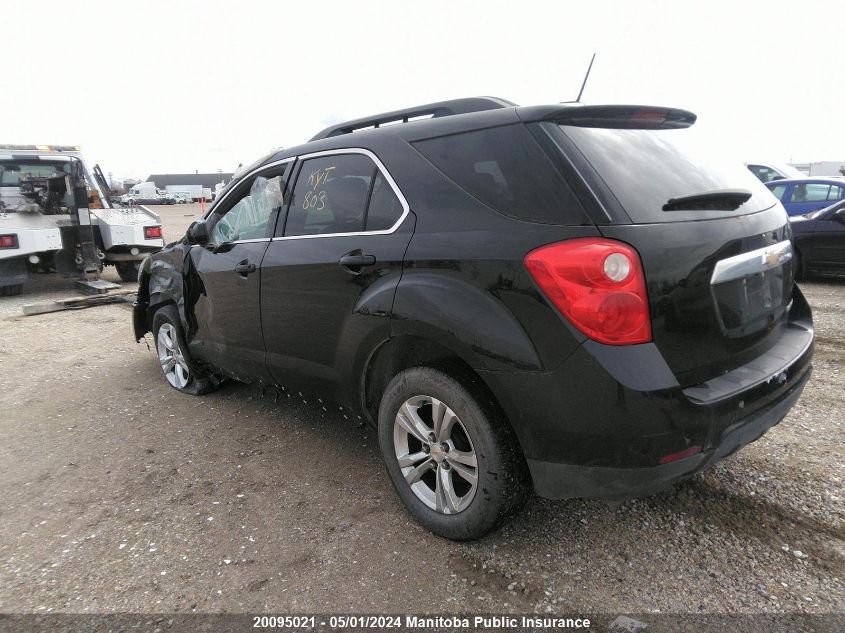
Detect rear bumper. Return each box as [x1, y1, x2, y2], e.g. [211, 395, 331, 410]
[477, 286, 814, 500]
[527, 365, 810, 499]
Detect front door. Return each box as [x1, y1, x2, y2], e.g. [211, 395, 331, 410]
[187, 161, 291, 381]
[260, 150, 414, 401]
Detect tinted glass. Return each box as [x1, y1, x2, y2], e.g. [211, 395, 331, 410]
[747, 164, 781, 183]
[790, 184, 830, 203]
[365, 171, 403, 231]
[209, 174, 283, 242]
[829, 184, 844, 201]
[561, 126, 777, 223]
[285, 154, 375, 236]
[768, 184, 787, 200]
[413, 124, 588, 224]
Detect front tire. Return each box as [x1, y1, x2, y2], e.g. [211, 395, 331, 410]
[152, 305, 219, 395]
[378, 367, 529, 541]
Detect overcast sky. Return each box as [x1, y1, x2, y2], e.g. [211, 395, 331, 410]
[3, 0, 843, 182]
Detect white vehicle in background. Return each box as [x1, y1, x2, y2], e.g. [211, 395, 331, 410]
[746, 161, 806, 183]
[120, 181, 174, 205]
[0, 145, 165, 294]
[170, 191, 193, 204]
[164, 184, 212, 202]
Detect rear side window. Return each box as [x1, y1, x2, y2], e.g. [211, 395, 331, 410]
[365, 171, 404, 231]
[413, 124, 588, 224]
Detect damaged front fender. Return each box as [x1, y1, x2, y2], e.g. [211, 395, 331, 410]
[133, 240, 197, 342]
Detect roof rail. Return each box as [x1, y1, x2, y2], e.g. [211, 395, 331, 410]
[309, 97, 516, 141]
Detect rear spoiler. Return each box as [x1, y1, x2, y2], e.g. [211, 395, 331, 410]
[520, 104, 697, 130]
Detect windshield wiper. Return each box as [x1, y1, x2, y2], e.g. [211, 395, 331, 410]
[662, 189, 752, 212]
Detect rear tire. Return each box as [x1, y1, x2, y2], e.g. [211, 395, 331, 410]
[378, 366, 529, 541]
[115, 260, 142, 283]
[152, 305, 219, 395]
[0, 284, 23, 297]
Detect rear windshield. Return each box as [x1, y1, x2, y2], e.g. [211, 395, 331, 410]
[413, 124, 590, 225]
[560, 126, 778, 223]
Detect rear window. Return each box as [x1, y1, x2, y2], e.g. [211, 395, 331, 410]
[560, 126, 778, 223]
[413, 124, 588, 224]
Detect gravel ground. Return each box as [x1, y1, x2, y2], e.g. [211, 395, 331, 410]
[0, 204, 842, 616]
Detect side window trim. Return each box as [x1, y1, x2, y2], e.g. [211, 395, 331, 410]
[272, 148, 410, 241]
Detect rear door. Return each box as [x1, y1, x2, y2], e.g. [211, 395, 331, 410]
[809, 205, 845, 270]
[260, 149, 414, 399]
[186, 160, 291, 381]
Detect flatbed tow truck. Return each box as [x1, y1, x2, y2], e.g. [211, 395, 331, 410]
[0, 145, 164, 295]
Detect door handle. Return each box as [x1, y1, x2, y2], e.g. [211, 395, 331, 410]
[235, 260, 256, 276]
[338, 251, 376, 274]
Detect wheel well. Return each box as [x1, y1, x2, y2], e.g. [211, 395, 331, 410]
[362, 336, 509, 432]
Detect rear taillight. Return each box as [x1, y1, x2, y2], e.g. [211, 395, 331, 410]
[144, 226, 163, 239]
[524, 238, 651, 345]
[0, 234, 19, 249]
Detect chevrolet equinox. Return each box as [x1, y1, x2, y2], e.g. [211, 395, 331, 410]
[134, 97, 814, 540]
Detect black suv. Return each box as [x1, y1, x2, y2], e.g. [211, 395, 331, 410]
[134, 97, 813, 540]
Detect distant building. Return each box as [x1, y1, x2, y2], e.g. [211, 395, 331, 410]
[146, 172, 234, 201]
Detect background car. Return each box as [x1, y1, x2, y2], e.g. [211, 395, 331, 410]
[789, 199, 845, 278]
[766, 177, 845, 216]
[746, 161, 806, 183]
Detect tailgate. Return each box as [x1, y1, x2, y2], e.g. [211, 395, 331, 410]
[601, 206, 795, 387]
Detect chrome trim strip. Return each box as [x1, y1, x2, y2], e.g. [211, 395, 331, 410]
[710, 240, 793, 285]
[272, 148, 411, 240]
[205, 157, 295, 219]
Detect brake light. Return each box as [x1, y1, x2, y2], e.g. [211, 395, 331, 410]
[0, 234, 19, 249]
[524, 238, 651, 345]
[144, 226, 163, 239]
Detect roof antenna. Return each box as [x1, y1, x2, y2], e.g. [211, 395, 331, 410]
[575, 53, 596, 103]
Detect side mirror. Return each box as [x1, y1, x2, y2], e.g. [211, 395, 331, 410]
[186, 219, 209, 245]
[834, 208, 845, 223]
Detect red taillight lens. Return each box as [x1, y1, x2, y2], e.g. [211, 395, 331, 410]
[0, 234, 19, 249]
[144, 226, 163, 239]
[524, 238, 652, 345]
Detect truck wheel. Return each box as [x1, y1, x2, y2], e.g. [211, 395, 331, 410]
[377, 366, 529, 541]
[115, 260, 142, 283]
[152, 305, 219, 395]
[0, 284, 23, 297]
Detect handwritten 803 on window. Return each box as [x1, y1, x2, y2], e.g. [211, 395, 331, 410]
[302, 165, 336, 210]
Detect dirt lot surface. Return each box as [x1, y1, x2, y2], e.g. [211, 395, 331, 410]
[1, 204, 843, 616]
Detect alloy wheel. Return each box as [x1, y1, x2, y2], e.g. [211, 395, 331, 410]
[157, 323, 190, 389]
[393, 395, 478, 514]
